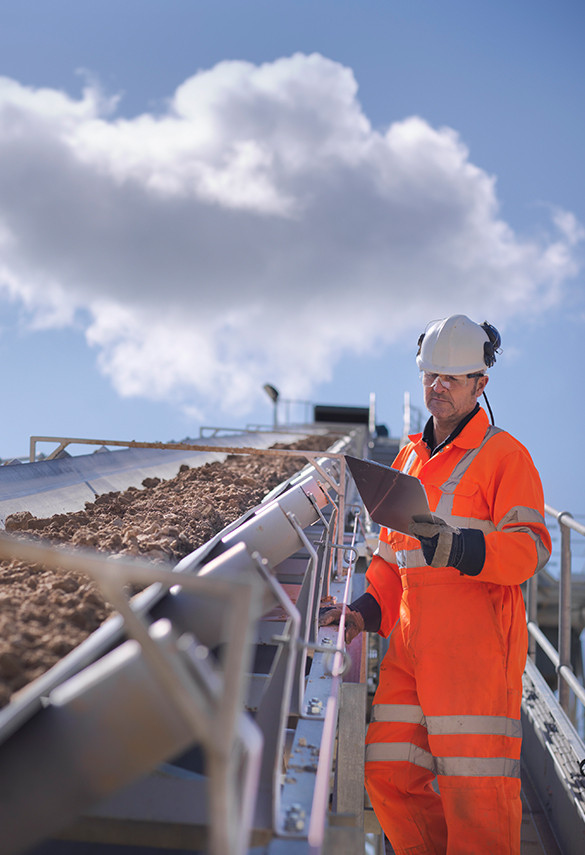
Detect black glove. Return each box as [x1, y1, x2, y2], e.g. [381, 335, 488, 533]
[319, 593, 381, 644]
[409, 515, 485, 576]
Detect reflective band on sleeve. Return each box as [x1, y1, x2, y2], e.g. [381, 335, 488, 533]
[365, 743, 521, 779]
[534, 535, 551, 573]
[425, 714, 522, 738]
[395, 548, 426, 569]
[371, 704, 427, 726]
[374, 540, 397, 563]
[447, 517, 496, 534]
[497, 506, 546, 528]
[497, 506, 551, 574]
[366, 742, 436, 772]
[501, 525, 550, 574]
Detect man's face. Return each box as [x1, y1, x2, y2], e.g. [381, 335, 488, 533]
[422, 372, 488, 424]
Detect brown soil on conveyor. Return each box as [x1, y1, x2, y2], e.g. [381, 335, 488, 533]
[0, 435, 335, 708]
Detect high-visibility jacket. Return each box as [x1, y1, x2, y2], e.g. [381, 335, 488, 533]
[364, 407, 551, 855]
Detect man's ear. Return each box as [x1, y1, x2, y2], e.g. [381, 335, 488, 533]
[477, 374, 489, 397]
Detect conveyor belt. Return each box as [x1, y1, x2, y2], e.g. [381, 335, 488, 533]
[0, 430, 320, 526]
[0, 427, 369, 855]
[1, 424, 584, 854]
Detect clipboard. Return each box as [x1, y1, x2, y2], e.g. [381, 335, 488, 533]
[345, 455, 432, 535]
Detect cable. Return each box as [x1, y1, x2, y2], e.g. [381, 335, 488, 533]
[483, 391, 495, 425]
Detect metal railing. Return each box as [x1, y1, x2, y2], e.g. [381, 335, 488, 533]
[28, 434, 326, 462]
[0, 430, 368, 854]
[526, 504, 585, 718]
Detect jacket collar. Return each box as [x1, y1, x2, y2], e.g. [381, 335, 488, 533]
[414, 405, 489, 456]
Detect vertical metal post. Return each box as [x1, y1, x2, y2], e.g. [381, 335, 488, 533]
[558, 511, 573, 711]
[526, 574, 538, 662]
[337, 456, 346, 578]
[369, 392, 376, 437]
[403, 391, 411, 441]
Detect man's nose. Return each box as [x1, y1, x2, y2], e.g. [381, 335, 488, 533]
[431, 376, 449, 391]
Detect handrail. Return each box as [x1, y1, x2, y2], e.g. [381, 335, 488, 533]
[545, 504, 585, 538]
[526, 504, 585, 719]
[28, 434, 339, 463]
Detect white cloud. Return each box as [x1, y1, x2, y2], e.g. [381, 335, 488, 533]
[0, 54, 582, 416]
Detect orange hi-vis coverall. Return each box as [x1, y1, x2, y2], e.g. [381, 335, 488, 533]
[364, 407, 551, 855]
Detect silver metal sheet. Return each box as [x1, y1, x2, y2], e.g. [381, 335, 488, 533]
[345, 455, 431, 534]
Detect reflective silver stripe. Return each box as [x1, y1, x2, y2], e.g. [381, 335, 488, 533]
[435, 426, 502, 519]
[497, 506, 550, 574]
[365, 743, 520, 779]
[366, 742, 435, 772]
[439, 426, 503, 494]
[371, 708, 521, 739]
[436, 756, 521, 779]
[402, 449, 418, 474]
[374, 540, 397, 563]
[371, 704, 426, 726]
[395, 547, 425, 568]
[426, 715, 522, 738]
[393, 428, 503, 568]
[498, 524, 550, 574]
[436, 493, 454, 519]
[395, 427, 548, 573]
[498, 506, 547, 529]
[533, 534, 551, 573]
[448, 516, 495, 534]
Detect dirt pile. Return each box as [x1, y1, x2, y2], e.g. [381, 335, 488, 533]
[0, 435, 334, 707]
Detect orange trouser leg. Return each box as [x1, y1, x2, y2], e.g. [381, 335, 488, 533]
[438, 776, 522, 855]
[365, 620, 447, 854]
[367, 759, 447, 855]
[365, 578, 525, 855]
[366, 764, 521, 855]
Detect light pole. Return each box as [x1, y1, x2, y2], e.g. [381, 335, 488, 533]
[263, 384, 279, 428]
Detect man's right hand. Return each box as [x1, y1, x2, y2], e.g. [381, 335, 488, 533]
[319, 604, 365, 645]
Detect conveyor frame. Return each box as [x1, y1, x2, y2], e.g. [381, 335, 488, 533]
[0, 427, 370, 855]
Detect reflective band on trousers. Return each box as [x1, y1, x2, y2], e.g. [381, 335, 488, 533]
[365, 742, 521, 778]
[370, 704, 522, 738]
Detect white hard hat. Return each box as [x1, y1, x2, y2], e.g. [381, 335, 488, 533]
[416, 315, 500, 375]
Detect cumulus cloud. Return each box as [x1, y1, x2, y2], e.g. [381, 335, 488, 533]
[0, 53, 582, 416]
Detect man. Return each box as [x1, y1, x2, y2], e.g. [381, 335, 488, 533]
[321, 314, 551, 854]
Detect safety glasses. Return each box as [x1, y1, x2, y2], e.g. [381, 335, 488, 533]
[422, 372, 484, 390]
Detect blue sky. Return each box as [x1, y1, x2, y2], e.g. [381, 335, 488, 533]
[0, 0, 583, 519]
